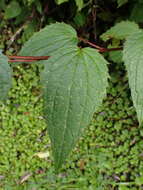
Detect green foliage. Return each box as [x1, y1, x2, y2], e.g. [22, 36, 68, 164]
[0, 64, 50, 188]
[20, 23, 78, 56]
[55, 0, 84, 11]
[21, 20, 38, 42]
[4, 1, 21, 19]
[123, 31, 143, 125]
[1, 0, 143, 188]
[108, 50, 123, 63]
[56, 0, 69, 4]
[1, 18, 143, 170]
[41, 45, 108, 169]
[0, 63, 143, 189]
[101, 21, 140, 41]
[117, 0, 128, 7]
[19, 23, 109, 169]
[130, 2, 143, 23]
[0, 52, 12, 101]
[73, 12, 86, 27]
[75, 0, 84, 11]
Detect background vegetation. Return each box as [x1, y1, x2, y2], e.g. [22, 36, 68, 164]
[0, 0, 143, 189]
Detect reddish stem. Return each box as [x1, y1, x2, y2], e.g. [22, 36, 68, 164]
[99, 47, 123, 53]
[79, 37, 122, 52]
[8, 55, 50, 63]
[9, 59, 39, 62]
[79, 37, 106, 51]
[8, 55, 49, 60]
[7, 38, 122, 63]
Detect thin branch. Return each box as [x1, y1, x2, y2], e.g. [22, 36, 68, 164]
[79, 37, 105, 51]
[7, 37, 122, 63]
[99, 47, 123, 52]
[8, 55, 50, 63]
[7, 25, 26, 48]
[79, 37, 123, 52]
[9, 59, 39, 63]
[8, 55, 49, 60]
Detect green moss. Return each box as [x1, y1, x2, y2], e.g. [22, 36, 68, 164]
[0, 62, 143, 190]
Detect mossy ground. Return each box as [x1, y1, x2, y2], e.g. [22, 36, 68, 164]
[1, 0, 143, 189]
[0, 60, 143, 190]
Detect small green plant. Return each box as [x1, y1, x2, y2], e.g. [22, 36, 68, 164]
[1, 18, 143, 171]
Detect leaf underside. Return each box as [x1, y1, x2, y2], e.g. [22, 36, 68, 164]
[0, 53, 12, 101]
[123, 31, 143, 125]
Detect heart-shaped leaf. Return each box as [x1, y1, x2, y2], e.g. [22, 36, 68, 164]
[21, 22, 109, 170]
[41, 46, 109, 170]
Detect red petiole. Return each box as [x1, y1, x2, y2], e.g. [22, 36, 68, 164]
[7, 38, 122, 63]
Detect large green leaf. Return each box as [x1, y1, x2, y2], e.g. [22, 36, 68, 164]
[20, 23, 78, 56]
[0, 53, 12, 101]
[123, 31, 143, 125]
[101, 21, 140, 41]
[41, 46, 109, 170]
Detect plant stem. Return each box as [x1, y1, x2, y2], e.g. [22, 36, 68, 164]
[8, 56, 50, 63]
[9, 59, 39, 62]
[8, 56, 49, 60]
[7, 38, 122, 63]
[100, 47, 123, 52]
[79, 37, 122, 52]
[79, 37, 105, 51]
